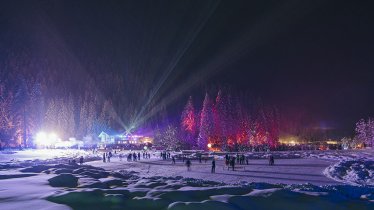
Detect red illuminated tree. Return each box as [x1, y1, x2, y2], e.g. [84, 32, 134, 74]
[181, 96, 197, 149]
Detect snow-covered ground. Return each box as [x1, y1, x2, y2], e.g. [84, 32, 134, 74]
[91, 157, 339, 186]
[0, 149, 373, 210]
[0, 149, 99, 161]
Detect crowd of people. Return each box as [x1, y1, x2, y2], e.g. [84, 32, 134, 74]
[94, 150, 276, 174]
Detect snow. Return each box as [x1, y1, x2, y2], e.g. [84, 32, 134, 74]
[0, 149, 373, 209]
[324, 159, 374, 186]
[90, 157, 339, 185]
[0, 149, 98, 162]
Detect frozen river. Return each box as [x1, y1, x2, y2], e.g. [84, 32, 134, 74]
[90, 158, 340, 185]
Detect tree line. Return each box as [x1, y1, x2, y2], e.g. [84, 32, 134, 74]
[154, 88, 280, 151]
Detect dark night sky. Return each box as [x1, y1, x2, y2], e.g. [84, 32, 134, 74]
[1, 0, 373, 135]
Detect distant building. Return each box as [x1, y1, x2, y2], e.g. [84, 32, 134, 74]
[98, 131, 118, 144]
[98, 130, 153, 145]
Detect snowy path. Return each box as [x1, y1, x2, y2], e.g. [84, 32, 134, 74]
[89, 158, 340, 186]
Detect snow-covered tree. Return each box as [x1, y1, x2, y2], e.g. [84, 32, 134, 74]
[154, 124, 181, 150]
[355, 118, 374, 147]
[162, 125, 180, 150]
[341, 137, 353, 149]
[198, 93, 214, 150]
[0, 85, 15, 145]
[29, 82, 44, 136]
[12, 77, 30, 146]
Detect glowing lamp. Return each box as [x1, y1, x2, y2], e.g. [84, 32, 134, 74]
[36, 132, 47, 145]
[35, 131, 59, 147]
[207, 143, 212, 148]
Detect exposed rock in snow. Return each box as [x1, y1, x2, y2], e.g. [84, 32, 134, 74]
[48, 173, 78, 188]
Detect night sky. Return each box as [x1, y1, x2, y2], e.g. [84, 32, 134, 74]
[1, 0, 373, 135]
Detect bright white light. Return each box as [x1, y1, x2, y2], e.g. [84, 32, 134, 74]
[49, 133, 57, 141]
[36, 132, 47, 144]
[207, 143, 212, 148]
[35, 131, 59, 147]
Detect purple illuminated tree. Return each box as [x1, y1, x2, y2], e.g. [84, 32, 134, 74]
[198, 93, 214, 150]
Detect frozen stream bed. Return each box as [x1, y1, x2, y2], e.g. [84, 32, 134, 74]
[0, 149, 373, 210]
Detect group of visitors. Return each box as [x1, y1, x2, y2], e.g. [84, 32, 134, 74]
[126, 152, 141, 161]
[143, 152, 151, 159]
[68, 156, 84, 165]
[103, 151, 113, 162]
[160, 151, 171, 160]
[224, 154, 249, 170]
[183, 157, 216, 173]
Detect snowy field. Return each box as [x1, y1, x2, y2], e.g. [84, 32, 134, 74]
[0, 149, 373, 210]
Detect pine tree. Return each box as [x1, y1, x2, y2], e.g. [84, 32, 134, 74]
[29, 82, 44, 135]
[66, 95, 76, 138]
[181, 96, 197, 149]
[78, 99, 88, 138]
[265, 107, 280, 149]
[235, 98, 250, 151]
[161, 125, 180, 150]
[44, 99, 58, 134]
[198, 93, 214, 150]
[213, 90, 224, 149]
[0, 85, 15, 144]
[12, 77, 30, 146]
[57, 99, 69, 139]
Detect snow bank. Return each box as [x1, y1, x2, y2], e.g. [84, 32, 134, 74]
[324, 159, 374, 186]
[43, 165, 374, 209]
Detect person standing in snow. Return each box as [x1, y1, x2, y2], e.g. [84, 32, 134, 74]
[103, 153, 106, 163]
[186, 159, 191, 171]
[107, 153, 111, 162]
[79, 156, 84, 165]
[269, 155, 274, 165]
[230, 157, 236, 171]
[172, 156, 176, 164]
[138, 152, 141, 160]
[211, 158, 216, 173]
[133, 152, 137, 161]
